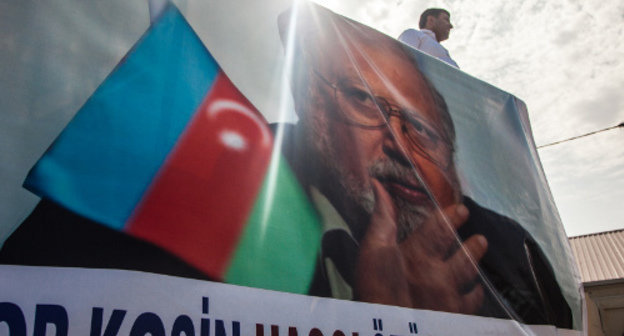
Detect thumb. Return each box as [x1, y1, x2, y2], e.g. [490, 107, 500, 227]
[365, 179, 398, 246]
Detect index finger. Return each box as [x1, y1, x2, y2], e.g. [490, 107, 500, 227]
[366, 179, 398, 245]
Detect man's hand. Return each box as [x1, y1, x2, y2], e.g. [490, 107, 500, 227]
[355, 179, 488, 314]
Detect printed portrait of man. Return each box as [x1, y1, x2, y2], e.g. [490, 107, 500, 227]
[276, 2, 572, 328]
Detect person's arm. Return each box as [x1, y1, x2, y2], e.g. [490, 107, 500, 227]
[398, 29, 423, 50]
[418, 38, 459, 68]
[399, 30, 459, 68]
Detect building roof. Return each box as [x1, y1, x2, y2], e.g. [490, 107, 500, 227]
[569, 229, 624, 284]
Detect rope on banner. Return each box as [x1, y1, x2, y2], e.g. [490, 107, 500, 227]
[537, 121, 623, 149]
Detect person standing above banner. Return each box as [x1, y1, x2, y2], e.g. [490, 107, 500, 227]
[398, 8, 459, 68]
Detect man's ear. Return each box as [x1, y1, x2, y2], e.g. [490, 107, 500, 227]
[424, 15, 435, 30]
[291, 66, 313, 120]
[277, 8, 292, 46]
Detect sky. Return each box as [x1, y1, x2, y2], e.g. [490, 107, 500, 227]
[310, 0, 624, 237]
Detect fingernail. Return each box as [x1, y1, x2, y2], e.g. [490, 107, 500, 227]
[478, 235, 488, 248]
[456, 204, 468, 217]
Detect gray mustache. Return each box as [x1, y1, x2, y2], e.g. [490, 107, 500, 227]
[368, 159, 427, 193]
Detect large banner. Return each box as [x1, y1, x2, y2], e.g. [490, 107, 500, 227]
[1, 1, 583, 335]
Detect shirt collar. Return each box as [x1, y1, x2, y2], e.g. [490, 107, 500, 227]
[309, 187, 354, 236]
[421, 29, 437, 40]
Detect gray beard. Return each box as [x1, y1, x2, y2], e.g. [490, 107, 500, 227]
[392, 195, 432, 242]
[303, 117, 438, 242]
[324, 156, 434, 242]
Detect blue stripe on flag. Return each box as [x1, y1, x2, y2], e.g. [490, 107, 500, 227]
[24, 5, 219, 229]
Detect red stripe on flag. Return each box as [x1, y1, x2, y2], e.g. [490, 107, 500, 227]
[127, 71, 273, 278]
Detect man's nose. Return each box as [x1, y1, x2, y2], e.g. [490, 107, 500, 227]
[381, 117, 413, 167]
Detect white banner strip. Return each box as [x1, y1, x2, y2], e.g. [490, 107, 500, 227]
[0, 265, 580, 336]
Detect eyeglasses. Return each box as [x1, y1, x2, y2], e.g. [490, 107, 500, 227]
[312, 69, 452, 169]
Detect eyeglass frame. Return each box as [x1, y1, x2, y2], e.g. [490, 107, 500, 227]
[310, 68, 453, 170]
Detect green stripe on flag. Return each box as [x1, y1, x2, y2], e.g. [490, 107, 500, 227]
[225, 155, 321, 294]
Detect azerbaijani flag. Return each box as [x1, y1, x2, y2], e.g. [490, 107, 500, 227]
[23, 4, 320, 294]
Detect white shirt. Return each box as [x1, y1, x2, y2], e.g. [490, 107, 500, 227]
[398, 29, 459, 68]
[310, 187, 356, 300]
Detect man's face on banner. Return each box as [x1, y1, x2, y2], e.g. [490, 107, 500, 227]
[297, 21, 461, 240]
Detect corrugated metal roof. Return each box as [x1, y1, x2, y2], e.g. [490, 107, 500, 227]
[569, 229, 624, 284]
